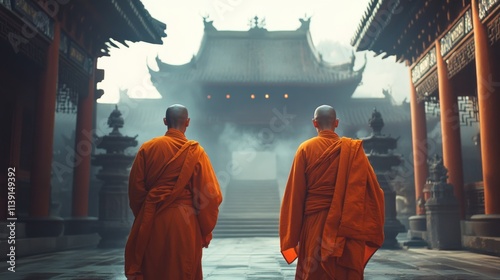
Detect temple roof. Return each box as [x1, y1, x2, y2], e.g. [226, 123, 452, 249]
[350, 0, 469, 64]
[90, 0, 167, 55]
[150, 17, 365, 86]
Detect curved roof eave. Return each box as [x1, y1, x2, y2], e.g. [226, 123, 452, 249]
[151, 18, 366, 85]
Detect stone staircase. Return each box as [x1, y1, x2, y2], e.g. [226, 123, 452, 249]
[213, 180, 281, 238]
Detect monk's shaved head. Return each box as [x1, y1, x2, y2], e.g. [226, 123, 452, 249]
[165, 104, 189, 129]
[313, 105, 337, 130]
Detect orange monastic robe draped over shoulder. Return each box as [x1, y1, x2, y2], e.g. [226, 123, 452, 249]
[280, 131, 384, 280]
[125, 129, 222, 280]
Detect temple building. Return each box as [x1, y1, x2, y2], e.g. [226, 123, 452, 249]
[100, 16, 414, 236]
[352, 0, 500, 254]
[0, 0, 165, 256]
[146, 17, 412, 164]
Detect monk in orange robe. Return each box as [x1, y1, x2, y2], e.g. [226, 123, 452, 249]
[280, 105, 385, 280]
[125, 104, 222, 280]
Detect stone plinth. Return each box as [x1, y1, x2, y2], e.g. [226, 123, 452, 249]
[424, 155, 461, 250]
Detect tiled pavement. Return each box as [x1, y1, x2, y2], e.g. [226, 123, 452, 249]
[1, 237, 499, 280]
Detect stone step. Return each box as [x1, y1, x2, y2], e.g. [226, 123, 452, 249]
[217, 219, 278, 222]
[216, 180, 281, 238]
[215, 220, 278, 225]
[214, 225, 277, 229]
[214, 232, 278, 238]
[215, 226, 278, 231]
[214, 227, 279, 237]
[220, 209, 280, 213]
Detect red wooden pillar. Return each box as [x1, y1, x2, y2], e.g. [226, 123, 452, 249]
[29, 22, 61, 218]
[435, 41, 465, 219]
[71, 60, 96, 218]
[409, 69, 428, 216]
[472, 0, 500, 215]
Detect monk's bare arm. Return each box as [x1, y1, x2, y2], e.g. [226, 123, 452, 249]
[192, 152, 223, 245]
[128, 148, 148, 217]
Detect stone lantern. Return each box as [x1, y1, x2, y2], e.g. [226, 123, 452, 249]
[93, 105, 137, 248]
[361, 109, 406, 248]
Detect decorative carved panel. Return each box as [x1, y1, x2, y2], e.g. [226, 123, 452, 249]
[0, 8, 47, 66]
[446, 37, 475, 79]
[441, 9, 473, 57]
[60, 32, 93, 74]
[487, 13, 500, 45]
[415, 70, 438, 102]
[479, 0, 499, 20]
[411, 47, 437, 84]
[11, 0, 54, 40]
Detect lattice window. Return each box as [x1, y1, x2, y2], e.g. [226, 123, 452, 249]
[56, 83, 78, 114]
[458, 95, 479, 126]
[423, 95, 479, 127]
[424, 96, 440, 116]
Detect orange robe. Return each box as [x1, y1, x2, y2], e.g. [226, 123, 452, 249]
[280, 130, 384, 280]
[125, 129, 222, 280]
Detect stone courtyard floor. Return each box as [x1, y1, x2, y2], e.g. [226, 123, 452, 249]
[1, 237, 499, 279]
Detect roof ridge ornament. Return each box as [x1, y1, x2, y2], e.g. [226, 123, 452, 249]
[203, 14, 216, 31]
[248, 16, 266, 30]
[299, 15, 312, 30]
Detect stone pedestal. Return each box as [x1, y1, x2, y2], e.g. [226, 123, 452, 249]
[378, 174, 406, 248]
[426, 202, 461, 249]
[362, 109, 406, 249]
[97, 183, 133, 248]
[405, 215, 428, 247]
[462, 214, 500, 256]
[407, 214, 428, 244]
[424, 155, 461, 250]
[92, 106, 137, 248]
[408, 215, 427, 232]
[464, 214, 500, 237]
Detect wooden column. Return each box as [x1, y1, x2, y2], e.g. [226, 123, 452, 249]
[472, 0, 500, 214]
[409, 69, 428, 215]
[29, 22, 61, 217]
[435, 41, 465, 219]
[71, 60, 96, 217]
